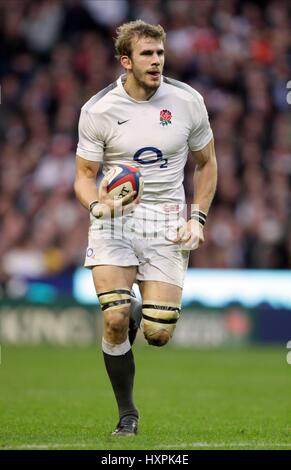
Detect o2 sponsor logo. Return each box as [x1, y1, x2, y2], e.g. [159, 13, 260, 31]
[133, 147, 168, 168]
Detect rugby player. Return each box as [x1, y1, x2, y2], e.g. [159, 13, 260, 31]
[74, 20, 217, 436]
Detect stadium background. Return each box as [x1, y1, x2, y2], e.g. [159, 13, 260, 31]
[0, 0, 291, 450]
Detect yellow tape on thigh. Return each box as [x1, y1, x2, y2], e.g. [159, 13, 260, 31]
[97, 289, 131, 311]
[142, 301, 181, 337]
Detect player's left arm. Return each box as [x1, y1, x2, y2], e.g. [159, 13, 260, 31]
[192, 137, 217, 215]
[173, 138, 217, 249]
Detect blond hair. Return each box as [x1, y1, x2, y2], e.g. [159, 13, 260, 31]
[114, 20, 166, 59]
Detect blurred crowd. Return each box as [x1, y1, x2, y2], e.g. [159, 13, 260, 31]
[0, 0, 290, 298]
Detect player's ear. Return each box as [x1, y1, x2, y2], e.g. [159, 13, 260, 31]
[120, 55, 132, 71]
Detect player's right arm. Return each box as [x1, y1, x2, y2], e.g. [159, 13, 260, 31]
[74, 155, 100, 211]
[75, 106, 109, 215]
[75, 107, 135, 217]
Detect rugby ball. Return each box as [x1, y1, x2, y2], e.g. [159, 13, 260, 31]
[106, 164, 143, 203]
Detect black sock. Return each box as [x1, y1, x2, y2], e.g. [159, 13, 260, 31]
[130, 296, 143, 329]
[103, 347, 138, 419]
[128, 296, 143, 345]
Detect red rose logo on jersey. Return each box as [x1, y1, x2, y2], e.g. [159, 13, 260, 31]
[160, 109, 172, 126]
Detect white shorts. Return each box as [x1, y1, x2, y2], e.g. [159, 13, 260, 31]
[84, 211, 189, 288]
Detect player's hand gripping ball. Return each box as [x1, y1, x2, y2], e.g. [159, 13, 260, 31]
[106, 164, 143, 203]
[91, 164, 143, 219]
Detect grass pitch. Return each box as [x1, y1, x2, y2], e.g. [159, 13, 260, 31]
[0, 344, 290, 450]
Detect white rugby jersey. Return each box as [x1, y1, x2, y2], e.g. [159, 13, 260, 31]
[76, 75, 213, 211]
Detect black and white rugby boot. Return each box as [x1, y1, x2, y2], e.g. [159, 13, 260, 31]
[112, 415, 138, 436]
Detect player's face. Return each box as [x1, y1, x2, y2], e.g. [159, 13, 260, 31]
[129, 37, 165, 90]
